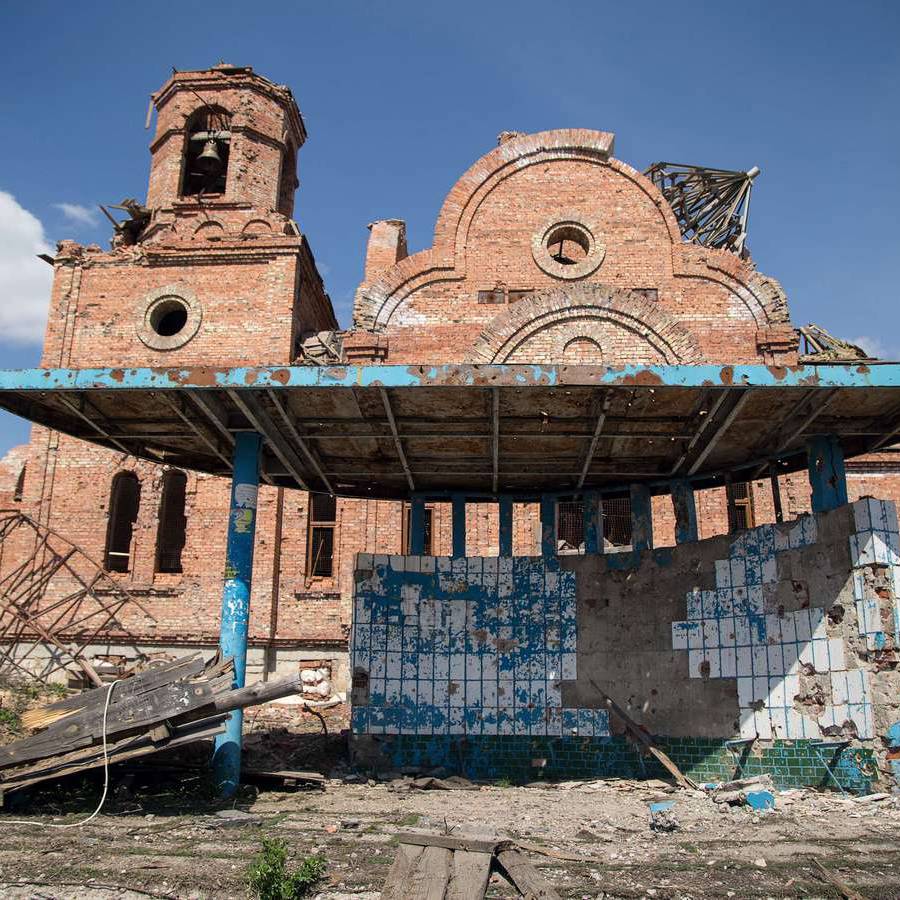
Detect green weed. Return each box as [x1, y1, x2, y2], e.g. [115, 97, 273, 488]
[247, 837, 326, 900]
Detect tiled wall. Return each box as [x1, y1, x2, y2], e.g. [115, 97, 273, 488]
[350, 555, 609, 737]
[350, 499, 899, 788]
[670, 498, 899, 742]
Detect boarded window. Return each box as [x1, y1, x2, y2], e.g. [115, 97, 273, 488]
[105, 472, 140, 573]
[507, 289, 533, 304]
[155, 470, 187, 573]
[603, 496, 632, 547]
[630, 288, 659, 302]
[307, 493, 336, 578]
[557, 500, 584, 552]
[727, 481, 755, 531]
[477, 288, 506, 304]
[402, 502, 434, 554]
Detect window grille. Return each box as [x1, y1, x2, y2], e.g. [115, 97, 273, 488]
[727, 481, 755, 531]
[557, 500, 584, 552]
[307, 493, 337, 578]
[603, 496, 633, 546]
[105, 472, 140, 573]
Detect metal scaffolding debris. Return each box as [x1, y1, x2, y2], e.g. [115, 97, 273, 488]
[0, 511, 154, 687]
[644, 162, 759, 255]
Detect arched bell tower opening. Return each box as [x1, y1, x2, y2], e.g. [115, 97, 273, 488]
[180, 106, 232, 198]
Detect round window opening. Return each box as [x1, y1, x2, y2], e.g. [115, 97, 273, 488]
[532, 216, 605, 280]
[150, 299, 189, 337]
[136, 286, 202, 351]
[546, 225, 590, 266]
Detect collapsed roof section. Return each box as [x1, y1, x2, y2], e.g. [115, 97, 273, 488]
[644, 162, 759, 256]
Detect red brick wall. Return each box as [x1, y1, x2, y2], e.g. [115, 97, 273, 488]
[2, 81, 894, 674]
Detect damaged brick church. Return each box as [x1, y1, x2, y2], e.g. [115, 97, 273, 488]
[1, 63, 899, 789]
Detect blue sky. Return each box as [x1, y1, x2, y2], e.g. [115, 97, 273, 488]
[0, 0, 897, 455]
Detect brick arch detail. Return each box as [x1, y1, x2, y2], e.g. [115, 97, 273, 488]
[352, 129, 689, 332]
[467, 284, 703, 364]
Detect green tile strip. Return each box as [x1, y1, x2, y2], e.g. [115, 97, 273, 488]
[370, 734, 876, 793]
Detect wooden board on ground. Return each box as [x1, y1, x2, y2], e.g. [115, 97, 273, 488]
[241, 768, 326, 790]
[447, 850, 492, 899]
[385, 829, 561, 900]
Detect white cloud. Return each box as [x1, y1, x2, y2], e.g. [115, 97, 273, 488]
[0, 191, 54, 345]
[53, 202, 99, 226]
[851, 335, 890, 360]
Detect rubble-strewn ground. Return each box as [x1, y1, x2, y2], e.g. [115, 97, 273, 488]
[2, 756, 900, 899]
[2, 697, 899, 898]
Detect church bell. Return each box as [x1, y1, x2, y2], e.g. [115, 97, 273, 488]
[195, 139, 223, 176]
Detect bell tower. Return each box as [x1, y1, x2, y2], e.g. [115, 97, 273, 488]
[145, 63, 307, 224]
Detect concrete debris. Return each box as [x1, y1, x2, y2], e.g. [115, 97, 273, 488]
[209, 808, 263, 827]
[853, 792, 892, 804]
[649, 800, 680, 832]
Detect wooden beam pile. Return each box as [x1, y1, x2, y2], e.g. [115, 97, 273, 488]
[0, 652, 303, 801]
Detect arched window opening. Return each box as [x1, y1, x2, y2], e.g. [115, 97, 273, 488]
[155, 470, 187, 573]
[105, 472, 140, 573]
[277, 142, 297, 216]
[13, 466, 25, 503]
[180, 107, 232, 198]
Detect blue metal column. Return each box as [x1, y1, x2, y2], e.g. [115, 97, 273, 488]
[212, 431, 262, 797]
[670, 479, 698, 544]
[807, 435, 848, 512]
[451, 495, 466, 557]
[498, 497, 513, 557]
[629, 484, 653, 552]
[409, 497, 426, 554]
[583, 491, 602, 554]
[540, 495, 556, 559]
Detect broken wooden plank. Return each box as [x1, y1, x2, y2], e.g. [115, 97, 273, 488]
[496, 848, 561, 899]
[381, 844, 424, 900]
[406, 845, 452, 900]
[811, 857, 868, 900]
[395, 832, 500, 854]
[447, 849, 492, 899]
[589, 678, 698, 790]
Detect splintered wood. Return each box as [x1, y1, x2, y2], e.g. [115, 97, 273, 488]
[0, 652, 305, 802]
[383, 831, 560, 899]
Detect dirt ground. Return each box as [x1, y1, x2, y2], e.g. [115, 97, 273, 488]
[1, 754, 899, 900]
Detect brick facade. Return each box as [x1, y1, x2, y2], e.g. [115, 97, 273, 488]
[1, 65, 893, 688]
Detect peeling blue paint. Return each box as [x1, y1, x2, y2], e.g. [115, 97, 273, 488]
[212, 431, 261, 797]
[1, 362, 900, 393]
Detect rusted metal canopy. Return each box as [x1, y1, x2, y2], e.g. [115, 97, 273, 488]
[0, 362, 897, 499]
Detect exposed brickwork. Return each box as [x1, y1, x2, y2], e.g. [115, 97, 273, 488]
[0, 68, 892, 690]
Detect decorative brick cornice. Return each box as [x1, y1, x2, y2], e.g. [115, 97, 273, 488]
[468, 283, 703, 364]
